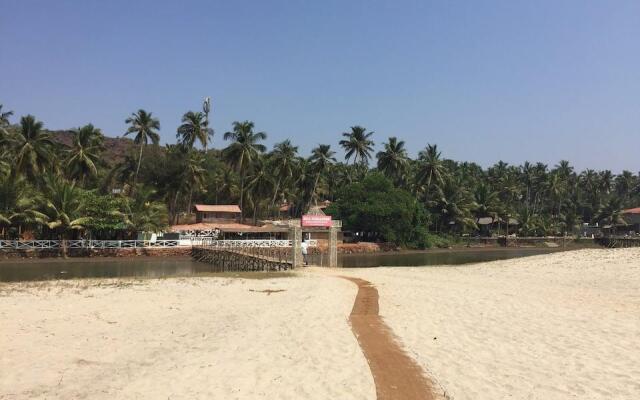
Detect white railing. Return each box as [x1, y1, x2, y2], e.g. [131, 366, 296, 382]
[0, 239, 318, 250]
[0, 240, 182, 250]
[196, 239, 317, 248]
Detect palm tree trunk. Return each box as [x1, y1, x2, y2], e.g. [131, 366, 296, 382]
[270, 177, 282, 210]
[134, 143, 144, 186]
[239, 171, 245, 223]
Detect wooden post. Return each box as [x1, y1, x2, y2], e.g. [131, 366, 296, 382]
[290, 226, 302, 268]
[329, 226, 338, 268]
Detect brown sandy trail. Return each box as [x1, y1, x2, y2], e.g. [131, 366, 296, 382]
[341, 276, 437, 400]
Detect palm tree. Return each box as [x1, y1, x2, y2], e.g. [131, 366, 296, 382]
[376, 137, 408, 185]
[430, 177, 477, 233]
[41, 175, 88, 257]
[339, 126, 375, 165]
[473, 183, 502, 221]
[309, 144, 336, 206]
[0, 175, 47, 238]
[183, 150, 207, 214]
[125, 187, 168, 233]
[124, 109, 160, 185]
[269, 140, 299, 209]
[176, 111, 213, 150]
[594, 197, 627, 235]
[66, 124, 104, 185]
[3, 115, 55, 180]
[222, 121, 267, 222]
[0, 104, 13, 127]
[246, 157, 274, 224]
[416, 144, 447, 192]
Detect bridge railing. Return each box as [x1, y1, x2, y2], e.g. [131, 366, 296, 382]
[0, 240, 182, 250]
[0, 239, 316, 251]
[192, 239, 317, 248]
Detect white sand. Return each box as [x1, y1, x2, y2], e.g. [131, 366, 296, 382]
[0, 275, 374, 400]
[340, 248, 640, 399]
[2, 248, 639, 399]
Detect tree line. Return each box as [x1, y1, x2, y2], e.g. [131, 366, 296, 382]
[1, 103, 638, 247]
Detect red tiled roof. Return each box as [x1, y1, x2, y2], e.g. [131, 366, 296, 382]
[169, 222, 287, 233]
[194, 204, 241, 213]
[622, 207, 640, 214]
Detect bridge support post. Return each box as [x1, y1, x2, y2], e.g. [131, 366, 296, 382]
[290, 227, 302, 268]
[329, 227, 338, 268]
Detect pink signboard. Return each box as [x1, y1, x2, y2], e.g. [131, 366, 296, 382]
[301, 214, 332, 227]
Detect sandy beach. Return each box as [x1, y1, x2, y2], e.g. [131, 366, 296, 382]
[2, 248, 640, 399]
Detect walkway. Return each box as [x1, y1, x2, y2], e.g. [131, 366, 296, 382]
[340, 276, 438, 400]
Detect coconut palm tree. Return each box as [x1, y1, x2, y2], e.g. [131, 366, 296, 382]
[66, 124, 104, 185]
[41, 175, 88, 257]
[176, 111, 213, 150]
[222, 121, 267, 222]
[429, 176, 477, 233]
[473, 183, 502, 221]
[269, 140, 299, 209]
[182, 149, 207, 214]
[0, 175, 47, 238]
[3, 115, 55, 180]
[125, 187, 168, 233]
[594, 197, 627, 235]
[376, 137, 408, 185]
[309, 144, 336, 205]
[0, 104, 13, 127]
[416, 144, 447, 192]
[124, 109, 160, 185]
[339, 126, 375, 165]
[246, 157, 274, 224]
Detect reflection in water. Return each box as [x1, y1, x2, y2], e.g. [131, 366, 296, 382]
[0, 258, 220, 282]
[0, 248, 562, 282]
[339, 248, 562, 268]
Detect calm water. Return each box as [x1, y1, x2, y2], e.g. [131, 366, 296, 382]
[339, 248, 562, 268]
[0, 248, 562, 282]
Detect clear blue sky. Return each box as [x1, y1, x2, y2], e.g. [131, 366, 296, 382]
[2, 0, 639, 172]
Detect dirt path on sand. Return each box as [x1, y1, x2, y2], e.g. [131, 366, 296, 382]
[341, 276, 438, 400]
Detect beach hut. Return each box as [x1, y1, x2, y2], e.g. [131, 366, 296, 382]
[194, 204, 241, 223]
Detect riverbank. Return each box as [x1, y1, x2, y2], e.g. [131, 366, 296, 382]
[2, 248, 638, 399]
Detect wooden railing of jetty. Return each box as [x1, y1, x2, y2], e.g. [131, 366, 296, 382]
[192, 241, 294, 272]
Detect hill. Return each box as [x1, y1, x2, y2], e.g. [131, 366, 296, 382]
[49, 130, 135, 166]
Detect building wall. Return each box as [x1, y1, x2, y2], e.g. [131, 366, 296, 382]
[195, 212, 240, 223]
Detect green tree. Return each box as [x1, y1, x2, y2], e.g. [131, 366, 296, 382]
[269, 140, 299, 209]
[3, 115, 55, 180]
[309, 144, 336, 207]
[339, 125, 375, 165]
[376, 136, 409, 186]
[176, 111, 213, 150]
[222, 121, 266, 222]
[66, 124, 105, 185]
[416, 144, 447, 193]
[327, 173, 429, 247]
[124, 109, 160, 185]
[0, 175, 47, 238]
[41, 175, 89, 257]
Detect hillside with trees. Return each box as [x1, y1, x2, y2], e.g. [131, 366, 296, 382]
[1, 103, 638, 248]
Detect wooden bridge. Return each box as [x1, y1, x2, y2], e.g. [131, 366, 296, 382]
[192, 244, 293, 272]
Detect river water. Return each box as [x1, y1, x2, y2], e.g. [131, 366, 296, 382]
[0, 248, 562, 282]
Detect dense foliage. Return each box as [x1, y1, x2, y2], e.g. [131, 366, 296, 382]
[1, 102, 638, 247]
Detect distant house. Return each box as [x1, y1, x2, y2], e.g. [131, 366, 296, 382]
[622, 207, 640, 235]
[194, 204, 241, 223]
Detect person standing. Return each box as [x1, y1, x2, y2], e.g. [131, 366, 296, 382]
[301, 239, 309, 266]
